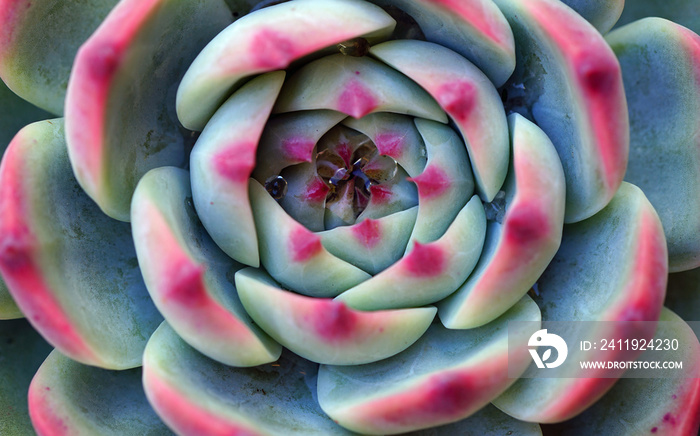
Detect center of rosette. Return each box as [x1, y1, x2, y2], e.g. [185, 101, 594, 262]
[273, 125, 399, 228]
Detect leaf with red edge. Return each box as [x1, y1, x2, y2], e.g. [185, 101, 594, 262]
[494, 0, 629, 223]
[0, 120, 162, 369]
[65, 0, 233, 221]
[317, 295, 540, 435]
[131, 166, 281, 367]
[439, 113, 565, 329]
[541, 308, 700, 436]
[29, 349, 171, 436]
[143, 322, 359, 436]
[608, 17, 700, 273]
[492, 182, 668, 423]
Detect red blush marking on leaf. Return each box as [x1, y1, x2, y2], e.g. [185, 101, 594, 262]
[408, 165, 450, 199]
[310, 299, 357, 342]
[351, 218, 381, 248]
[303, 177, 330, 202]
[213, 142, 256, 183]
[374, 132, 403, 159]
[28, 379, 70, 436]
[437, 80, 476, 122]
[504, 204, 549, 246]
[404, 242, 445, 277]
[144, 368, 265, 436]
[289, 227, 323, 262]
[282, 137, 314, 163]
[0, 140, 96, 364]
[369, 185, 392, 204]
[163, 258, 208, 307]
[423, 372, 478, 415]
[338, 80, 378, 119]
[251, 29, 296, 70]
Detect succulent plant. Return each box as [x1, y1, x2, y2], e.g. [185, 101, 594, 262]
[0, 0, 699, 434]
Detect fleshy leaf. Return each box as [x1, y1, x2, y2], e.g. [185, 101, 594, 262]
[143, 322, 359, 435]
[177, 0, 397, 130]
[439, 113, 565, 329]
[65, 0, 233, 221]
[317, 295, 541, 434]
[29, 350, 171, 435]
[0, 79, 52, 320]
[236, 267, 436, 365]
[319, 208, 418, 275]
[494, 0, 629, 223]
[558, 0, 624, 34]
[249, 178, 371, 297]
[371, 40, 509, 202]
[0, 0, 118, 114]
[492, 182, 668, 423]
[0, 120, 162, 369]
[368, 0, 515, 87]
[190, 71, 285, 268]
[607, 18, 700, 272]
[131, 166, 281, 367]
[336, 195, 486, 310]
[542, 308, 700, 435]
[406, 119, 475, 247]
[0, 319, 52, 435]
[273, 53, 447, 122]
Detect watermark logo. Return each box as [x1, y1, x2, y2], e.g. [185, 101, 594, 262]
[528, 329, 568, 369]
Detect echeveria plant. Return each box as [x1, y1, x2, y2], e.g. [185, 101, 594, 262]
[0, 0, 699, 434]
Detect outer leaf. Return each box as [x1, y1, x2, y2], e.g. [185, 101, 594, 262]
[607, 18, 700, 272]
[0, 120, 162, 369]
[0, 79, 51, 319]
[131, 166, 281, 367]
[29, 350, 171, 436]
[492, 182, 668, 423]
[143, 322, 359, 436]
[65, 0, 232, 221]
[439, 113, 565, 329]
[0, 319, 52, 435]
[317, 295, 540, 434]
[494, 0, 629, 223]
[177, 0, 397, 130]
[368, 0, 516, 87]
[0, 0, 118, 114]
[542, 308, 700, 435]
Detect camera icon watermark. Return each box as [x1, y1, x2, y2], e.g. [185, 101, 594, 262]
[528, 328, 568, 369]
